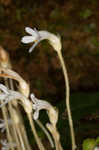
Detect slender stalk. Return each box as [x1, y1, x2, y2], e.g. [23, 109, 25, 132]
[2, 79, 15, 150]
[36, 120, 54, 148]
[54, 140, 63, 150]
[9, 78, 32, 150]
[4, 79, 19, 146]
[17, 127, 26, 150]
[5, 78, 30, 150]
[46, 123, 63, 150]
[20, 123, 32, 150]
[57, 50, 76, 150]
[15, 107, 32, 150]
[12, 125, 21, 150]
[28, 113, 45, 150]
[59, 142, 63, 150]
[1, 105, 14, 150]
[54, 134, 63, 150]
[54, 138, 59, 150]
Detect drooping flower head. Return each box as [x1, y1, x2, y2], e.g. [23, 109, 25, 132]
[0, 84, 32, 114]
[31, 94, 58, 126]
[31, 93, 51, 120]
[21, 27, 61, 53]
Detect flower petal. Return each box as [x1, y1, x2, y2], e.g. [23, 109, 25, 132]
[21, 36, 35, 44]
[0, 84, 9, 94]
[29, 40, 41, 53]
[33, 111, 39, 120]
[25, 27, 37, 36]
[31, 93, 35, 100]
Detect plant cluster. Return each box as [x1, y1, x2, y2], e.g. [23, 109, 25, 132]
[0, 27, 76, 150]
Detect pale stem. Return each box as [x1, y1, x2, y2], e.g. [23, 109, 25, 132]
[28, 113, 45, 150]
[0, 58, 15, 150]
[20, 123, 32, 150]
[12, 124, 21, 150]
[36, 120, 54, 148]
[0, 47, 31, 150]
[57, 50, 76, 150]
[9, 79, 31, 150]
[1, 105, 14, 150]
[4, 79, 19, 150]
[0, 79, 14, 150]
[46, 123, 63, 150]
[50, 130, 59, 150]
[9, 78, 32, 150]
[53, 131, 63, 150]
[54, 137, 63, 150]
[17, 127, 26, 150]
[54, 134, 63, 150]
[55, 139, 58, 150]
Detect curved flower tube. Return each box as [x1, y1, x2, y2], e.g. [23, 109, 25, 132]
[21, 27, 61, 53]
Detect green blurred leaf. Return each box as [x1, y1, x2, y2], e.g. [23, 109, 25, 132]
[80, 9, 92, 19]
[82, 138, 96, 150]
[96, 137, 99, 145]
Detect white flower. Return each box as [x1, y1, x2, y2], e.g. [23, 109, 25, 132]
[31, 93, 58, 126]
[0, 119, 12, 133]
[1, 139, 16, 150]
[0, 84, 21, 107]
[21, 27, 61, 53]
[31, 93, 51, 120]
[0, 84, 33, 114]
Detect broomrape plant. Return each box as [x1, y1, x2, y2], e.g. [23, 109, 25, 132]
[0, 27, 76, 150]
[22, 27, 76, 150]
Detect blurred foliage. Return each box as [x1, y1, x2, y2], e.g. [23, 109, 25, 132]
[82, 137, 99, 150]
[80, 9, 92, 19]
[82, 138, 96, 150]
[91, 37, 99, 47]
